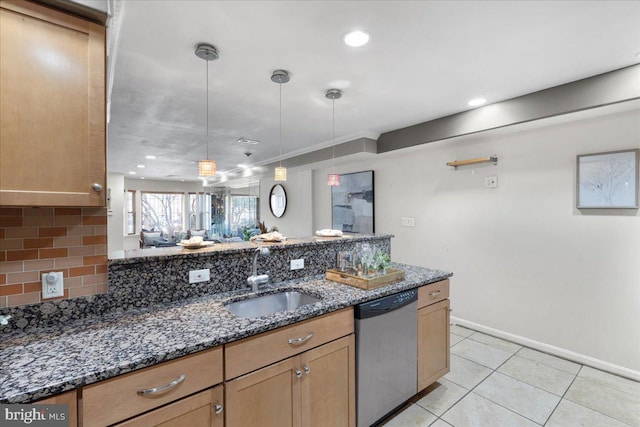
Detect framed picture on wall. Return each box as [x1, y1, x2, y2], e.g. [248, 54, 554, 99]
[577, 149, 639, 209]
[331, 170, 374, 233]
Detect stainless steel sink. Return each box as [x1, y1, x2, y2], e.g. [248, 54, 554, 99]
[225, 291, 321, 318]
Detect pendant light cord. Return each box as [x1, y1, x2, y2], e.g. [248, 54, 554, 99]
[332, 97, 336, 171]
[206, 59, 210, 160]
[279, 82, 283, 168]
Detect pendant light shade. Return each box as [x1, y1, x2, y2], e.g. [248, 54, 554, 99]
[327, 174, 340, 186]
[326, 88, 342, 186]
[272, 70, 290, 181]
[198, 159, 216, 176]
[196, 43, 218, 177]
[274, 167, 287, 181]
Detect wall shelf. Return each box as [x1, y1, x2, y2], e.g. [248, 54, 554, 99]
[446, 155, 498, 169]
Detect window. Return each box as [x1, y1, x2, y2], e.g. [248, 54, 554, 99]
[189, 192, 211, 232]
[229, 195, 259, 235]
[141, 192, 184, 237]
[126, 190, 136, 235]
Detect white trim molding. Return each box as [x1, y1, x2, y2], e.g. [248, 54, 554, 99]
[451, 316, 640, 382]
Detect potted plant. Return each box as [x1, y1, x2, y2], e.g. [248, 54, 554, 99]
[374, 250, 391, 275]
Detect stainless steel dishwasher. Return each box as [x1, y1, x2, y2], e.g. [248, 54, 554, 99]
[355, 289, 418, 427]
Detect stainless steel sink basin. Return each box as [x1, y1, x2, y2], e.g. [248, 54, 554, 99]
[225, 291, 321, 318]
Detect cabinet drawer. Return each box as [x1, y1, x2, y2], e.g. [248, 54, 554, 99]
[114, 386, 223, 427]
[225, 308, 354, 379]
[418, 279, 449, 308]
[82, 347, 223, 427]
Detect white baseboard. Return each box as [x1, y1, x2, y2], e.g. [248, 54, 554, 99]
[451, 316, 640, 382]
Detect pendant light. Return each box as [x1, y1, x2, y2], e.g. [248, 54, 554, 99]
[271, 70, 290, 181]
[326, 88, 342, 186]
[195, 43, 219, 177]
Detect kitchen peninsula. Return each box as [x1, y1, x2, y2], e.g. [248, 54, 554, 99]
[0, 234, 452, 427]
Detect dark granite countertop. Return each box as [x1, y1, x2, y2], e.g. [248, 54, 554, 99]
[0, 263, 451, 403]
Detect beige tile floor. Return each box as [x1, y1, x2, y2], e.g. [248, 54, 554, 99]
[380, 325, 640, 427]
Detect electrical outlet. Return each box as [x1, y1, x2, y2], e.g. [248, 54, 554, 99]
[42, 272, 64, 299]
[290, 259, 304, 270]
[400, 217, 415, 227]
[485, 175, 498, 188]
[189, 269, 210, 284]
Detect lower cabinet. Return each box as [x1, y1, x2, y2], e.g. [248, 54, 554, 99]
[82, 347, 223, 427]
[37, 390, 78, 427]
[417, 279, 451, 392]
[114, 386, 224, 427]
[300, 336, 355, 427]
[225, 334, 355, 427]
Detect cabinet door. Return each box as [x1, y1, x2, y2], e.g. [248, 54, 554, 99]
[0, 0, 105, 206]
[225, 356, 300, 427]
[38, 390, 77, 427]
[114, 386, 223, 427]
[300, 335, 355, 427]
[418, 299, 450, 391]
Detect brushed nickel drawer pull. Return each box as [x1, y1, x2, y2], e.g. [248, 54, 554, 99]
[429, 290, 441, 296]
[295, 369, 302, 378]
[215, 404, 223, 414]
[136, 374, 186, 396]
[304, 365, 311, 375]
[288, 332, 314, 346]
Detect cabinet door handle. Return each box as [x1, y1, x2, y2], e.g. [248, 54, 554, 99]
[136, 374, 186, 396]
[303, 365, 310, 375]
[215, 403, 223, 414]
[91, 183, 103, 192]
[288, 332, 314, 346]
[429, 290, 441, 296]
[295, 369, 302, 378]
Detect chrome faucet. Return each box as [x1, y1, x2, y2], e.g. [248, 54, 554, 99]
[247, 247, 270, 292]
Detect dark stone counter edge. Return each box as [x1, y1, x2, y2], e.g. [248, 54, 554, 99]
[1, 268, 451, 404]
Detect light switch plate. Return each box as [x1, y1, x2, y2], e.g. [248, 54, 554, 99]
[189, 269, 210, 284]
[401, 217, 415, 227]
[290, 259, 304, 270]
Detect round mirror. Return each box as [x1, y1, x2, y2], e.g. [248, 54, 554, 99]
[269, 184, 287, 218]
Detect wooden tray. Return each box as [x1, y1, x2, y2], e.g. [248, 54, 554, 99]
[325, 268, 406, 290]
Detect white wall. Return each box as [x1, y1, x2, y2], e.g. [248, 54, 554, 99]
[310, 107, 640, 375]
[260, 170, 313, 238]
[107, 173, 124, 255]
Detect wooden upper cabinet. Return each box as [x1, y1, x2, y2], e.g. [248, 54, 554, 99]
[0, 0, 106, 206]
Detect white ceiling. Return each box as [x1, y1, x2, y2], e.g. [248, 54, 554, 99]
[107, 0, 640, 183]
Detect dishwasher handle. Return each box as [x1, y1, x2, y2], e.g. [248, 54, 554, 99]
[355, 289, 418, 320]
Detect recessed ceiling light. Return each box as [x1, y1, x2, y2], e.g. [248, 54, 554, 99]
[467, 98, 487, 107]
[137, 164, 145, 168]
[237, 138, 260, 145]
[145, 155, 156, 159]
[344, 30, 370, 47]
[140, 177, 145, 180]
[129, 171, 136, 175]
